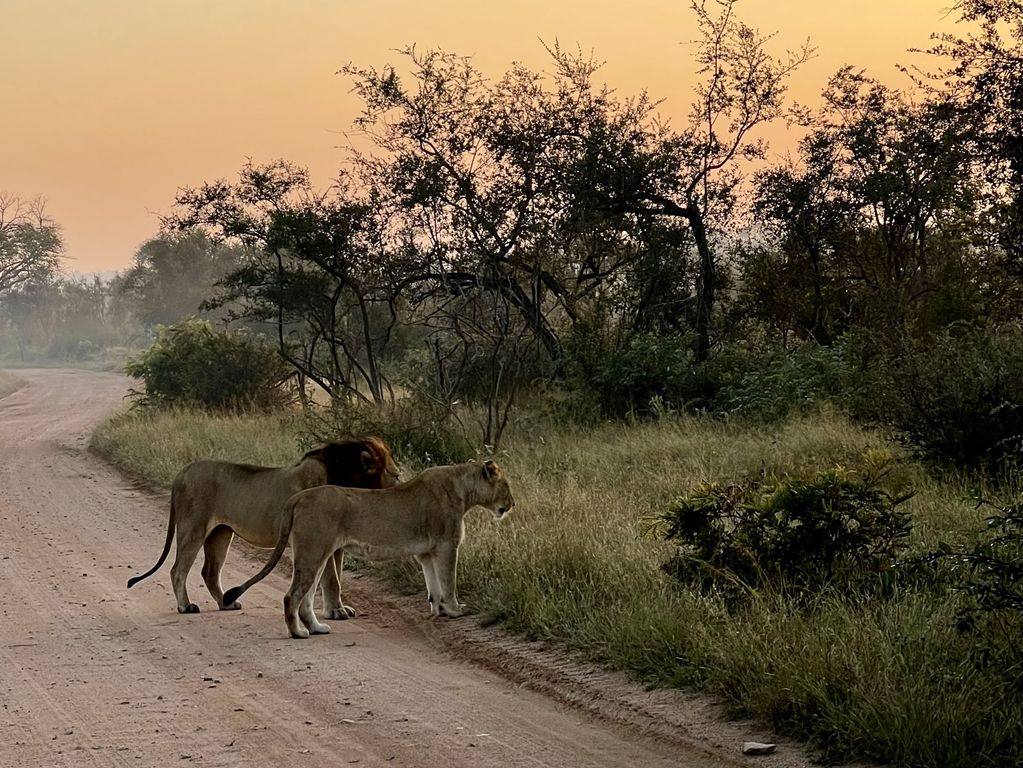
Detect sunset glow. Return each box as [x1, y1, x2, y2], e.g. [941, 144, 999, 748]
[1, 1, 959, 271]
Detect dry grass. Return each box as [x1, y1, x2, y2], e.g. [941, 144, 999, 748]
[0, 369, 24, 400]
[91, 407, 305, 487]
[92, 405, 1021, 767]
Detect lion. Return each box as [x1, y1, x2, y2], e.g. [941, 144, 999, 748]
[127, 437, 400, 617]
[223, 459, 514, 638]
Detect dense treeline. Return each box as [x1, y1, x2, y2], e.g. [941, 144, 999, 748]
[4, 0, 1021, 467]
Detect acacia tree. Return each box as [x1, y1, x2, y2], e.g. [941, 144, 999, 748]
[0, 194, 63, 296]
[341, 46, 667, 374]
[571, 0, 812, 360]
[169, 161, 402, 405]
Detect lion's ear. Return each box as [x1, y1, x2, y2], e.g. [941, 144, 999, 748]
[361, 449, 377, 473]
[302, 446, 325, 461]
[482, 460, 498, 480]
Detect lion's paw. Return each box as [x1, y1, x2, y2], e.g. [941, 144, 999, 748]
[323, 605, 356, 620]
[439, 602, 467, 618]
[178, 603, 200, 614]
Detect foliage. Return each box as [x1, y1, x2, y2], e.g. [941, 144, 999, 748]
[717, 342, 855, 421]
[170, 162, 403, 405]
[124, 319, 290, 412]
[579, 332, 715, 417]
[0, 276, 138, 365]
[655, 450, 914, 603]
[924, 0, 1023, 281]
[882, 324, 1023, 471]
[0, 194, 63, 296]
[955, 499, 1023, 618]
[302, 394, 475, 468]
[917, 493, 1023, 694]
[749, 69, 996, 340]
[114, 230, 244, 327]
[942, 498, 1023, 679]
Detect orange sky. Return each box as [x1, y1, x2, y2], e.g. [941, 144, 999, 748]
[1, 1, 961, 273]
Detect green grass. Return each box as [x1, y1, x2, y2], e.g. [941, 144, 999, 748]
[91, 405, 1023, 767]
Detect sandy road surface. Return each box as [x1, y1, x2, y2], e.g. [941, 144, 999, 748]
[0, 370, 809, 768]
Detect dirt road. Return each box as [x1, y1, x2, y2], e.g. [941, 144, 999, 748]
[0, 370, 805, 768]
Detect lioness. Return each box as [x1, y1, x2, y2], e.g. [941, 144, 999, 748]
[127, 437, 400, 616]
[223, 460, 514, 638]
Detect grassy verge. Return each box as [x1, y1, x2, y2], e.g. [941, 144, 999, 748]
[0, 369, 25, 399]
[92, 406, 1022, 767]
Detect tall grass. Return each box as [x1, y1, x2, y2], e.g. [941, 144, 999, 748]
[91, 407, 304, 487]
[92, 405, 1022, 767]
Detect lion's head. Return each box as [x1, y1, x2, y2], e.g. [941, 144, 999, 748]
[304, 437, 401, 489]
[478, 459, 515, 518]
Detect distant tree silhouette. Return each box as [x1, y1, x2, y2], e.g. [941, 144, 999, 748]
[0, 194, 63, 296]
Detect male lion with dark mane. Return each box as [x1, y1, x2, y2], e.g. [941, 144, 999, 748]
[223, 460, 514, 638]
[127, 437, 400, 616]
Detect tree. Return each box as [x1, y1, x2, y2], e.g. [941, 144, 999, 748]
[0, 275, 133, 361]
[923, 0, 1023, 274]
[570, 0, 812, 360]
[746, 68, 995, 341]
[343, 48, 572, 372]
[0, 194, 63, 296]
[170, 161, 403, 405]
[116, 230, 244, 327]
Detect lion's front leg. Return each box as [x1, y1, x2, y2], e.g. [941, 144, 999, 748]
[433, 542, 467, 618]
[319, 549, 356, 620]
[415, 553, 442, 616]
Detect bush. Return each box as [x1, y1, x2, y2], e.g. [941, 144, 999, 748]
[923, 495, 1023, 687]
[570, 332, 717, 418]
[884, 324, 1023, 471]
[125, 320, 289, 412]
[717, 342, 856, 422]
[655, 449, 914, 603]
[303, 394, 475, 468]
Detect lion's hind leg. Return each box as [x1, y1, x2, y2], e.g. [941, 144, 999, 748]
[285, 553, 332, 639]
[320, 550, 356, 620]
[171, 527, 206, 614]
[202, 526, 240, 610]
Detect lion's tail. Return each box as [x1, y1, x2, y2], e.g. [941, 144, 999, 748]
[127, 484, 178, 589]
[222, 497, 296, 606]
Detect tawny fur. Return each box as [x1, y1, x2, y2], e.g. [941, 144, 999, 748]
[127, 437, 400, 617]
[223, 460, 514, 638]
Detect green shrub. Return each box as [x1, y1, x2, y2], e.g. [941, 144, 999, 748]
[572, 332, 717, 418]
[943, 498, 1023, 673]
[884, 324, 1023, 471]
[124, 319, 289, 412]
[915, 495, 1023, 691]
[717, 342, 855, 421]
[655, 450, 914, 603]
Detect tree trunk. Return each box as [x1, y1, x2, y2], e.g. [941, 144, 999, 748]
[688, 206, 715, 363]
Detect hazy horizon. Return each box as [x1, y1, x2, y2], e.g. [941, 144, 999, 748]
[2, 1, 959, 273]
